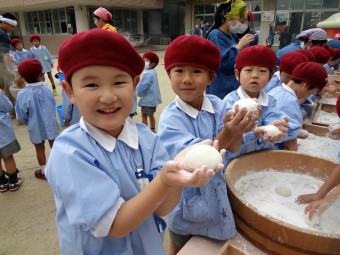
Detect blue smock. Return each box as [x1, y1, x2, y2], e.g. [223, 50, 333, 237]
[262, 71, 281, 93]
[136, 68, 162, 107]
[223, 88, 283, 162]
[12, 49, 33, 67]
[268, 84, 302, 144]
[206, 29, 240, 99]
[0, 93, 17, 148]
[158, 94, 236, 240]
[275, 40, 302, 67]
[16, 82, 59, 144]
[61, 89, 81, 126]
[46, 117, 169, 255]
[29, 45, 54, 73]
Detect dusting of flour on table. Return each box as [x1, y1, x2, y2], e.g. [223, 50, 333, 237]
[234, 170, 340, 235]
[316, 110, 339, 125]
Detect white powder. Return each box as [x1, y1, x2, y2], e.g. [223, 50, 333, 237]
[321, 97, 337, 105]
[297, 133, 340, 162]
[316, 110, 339, 125]
[234, 170, 339, 236]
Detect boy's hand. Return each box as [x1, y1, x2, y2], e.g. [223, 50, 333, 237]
[257, 116, 289, 143]
[223, 107, 258, 135]
[160, 140, 225, 188]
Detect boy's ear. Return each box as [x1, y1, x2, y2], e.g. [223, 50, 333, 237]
[62, 80, 76, 104]
[133, 75, 140, 90]
[234, 69, 240, 81]
[209, 72, 217, 81]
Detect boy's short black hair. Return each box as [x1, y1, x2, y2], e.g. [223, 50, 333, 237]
[2, 13, 17, 21]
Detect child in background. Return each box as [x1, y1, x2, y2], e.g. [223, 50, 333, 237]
[10, 38, 32, 89]
[268, 62, 328, 151]
[136, 51, 162, 132]
[263, 51, 309, 93]
[158, 35, 258, 255]
[16, 59, 59, 180]
[61, 88, 81, 127]
[29, 34, 57, 96]
[45, 29, 223, 255]
[0, 90, 22, 192]
[223, 45, 288, 162]
[297, 96, 340, 219]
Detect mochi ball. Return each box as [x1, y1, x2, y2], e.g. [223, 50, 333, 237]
[275, 186, 292, 197]
[264, 125, 281, 138]
[184, 144, 222, 172]
[305, 211, 320, 228]
[233, 98, 259, 114]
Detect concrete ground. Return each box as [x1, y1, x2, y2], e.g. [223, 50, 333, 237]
[0, 48, 175, 254]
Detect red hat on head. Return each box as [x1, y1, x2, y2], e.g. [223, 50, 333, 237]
[143, 52, 159, 66]
[323, 44, 335, 58]
[164, 35, 220, 73]
[296, 49, 315, 62]
[247, 8, 254, 22]
[58, 29, 144, 81]
[18, 59, 42, 81]
[93, 7, 112, 22]
[235, 45, 277, 72]
[334, 49, 340, 59]
[29, 34, 41, 42]
[337, 96, 340, 118]
[11, 38, 22, 47]
[309, 46, 330, 64]
[291, 62, 328, 91]
[280, 52, 309, 75]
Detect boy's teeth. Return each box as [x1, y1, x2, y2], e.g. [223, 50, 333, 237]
[101, 108, 117, 113]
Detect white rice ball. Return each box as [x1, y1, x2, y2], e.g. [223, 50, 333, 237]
[264, 125, 281, 138]
[184, 144, 222, 172]
[233, 98, 259, 114]
[305, 211, 320, 228]
[275, 186, 292, 197]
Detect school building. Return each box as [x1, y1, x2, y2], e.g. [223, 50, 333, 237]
[1, 0, 339, 55]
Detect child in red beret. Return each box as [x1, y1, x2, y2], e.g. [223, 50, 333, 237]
[223, 45, 288, 162]
[16, 59, 59, 180]
[158, 35, 258, 254]
[45, 29, 223, 255]
[136, 51, 162, 132]
[268, 62, 328, 150]
[263, 51, 309, 93]
[29, 34, 57, 96]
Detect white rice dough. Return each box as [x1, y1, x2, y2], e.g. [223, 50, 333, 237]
[305, 211, 320, 228]
[275, 186, 292, 197]
[233, 98, 259, 114]
[184, 144, 222, 171]
[263, 125, 281, 138]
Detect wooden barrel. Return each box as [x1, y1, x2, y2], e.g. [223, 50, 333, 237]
[226, 150, 340, 255]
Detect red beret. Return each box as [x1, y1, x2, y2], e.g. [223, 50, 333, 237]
[235, 45, 277, 72]
[323, 44, 335, 58]
[18, 59, 42, 81]
[296, 49, 315, 62]
[280, 52, 309, 75]
[11, 38, 22, 47]
[29, 34, 41, 42]
[291, 62, 327, 91]
[337, 96, 340, 118]
[143, 52, 159, 66]
[334, 49, 340, 59]
[309, 46, 330, 64]
[164, 35, 220, 73]
[58, 29, 144, 81]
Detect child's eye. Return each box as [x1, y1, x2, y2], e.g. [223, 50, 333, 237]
[114, 81, 128, 86]
[193, 69, 203, 73]
[174, 69, 183, 73]
[260, 69, 269, 73]
[84, 83, 98, 88]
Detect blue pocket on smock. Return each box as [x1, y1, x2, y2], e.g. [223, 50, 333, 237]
[182, 191, 211, 223]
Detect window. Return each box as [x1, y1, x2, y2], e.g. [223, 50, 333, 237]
[305, 0, 322, 9]
[194, 4, 216, 26]
[25, 8, 75, 35]
[246, 1, 262, 12]
[322, 0, 340, 8]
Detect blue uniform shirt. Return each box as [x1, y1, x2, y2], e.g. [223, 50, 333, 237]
[263, 71, 281, 93]
[158, 94, 236, 240]
[12, 49, 33, 67]
[223, 88, 282, 162]
[0, 93, 17, 148]
[207, 29, 240, 99]
[46, 117, 170, 255]
[268, 84, 302, 144]
[16, 82, 59, 144]
[136, 68, 162, 107]
[275, 40, 302, 68]
[61, 89, 81, 126]
[29, 45, 54, 73]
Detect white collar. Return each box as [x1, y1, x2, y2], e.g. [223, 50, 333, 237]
[282, 84, 296, 96]
[236, 87, 269, 106]
[34, 45, 42, 50]
[274, 70, 280, 80]
[25, 81, 45, 87]
[79, 117, 138, 152]
[175, 95, 214, 119]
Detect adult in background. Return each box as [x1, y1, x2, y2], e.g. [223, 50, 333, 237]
[278, 25, 292, 49]
[0, 13, 18, 119]
[92, 7, 117, 32]
[275, 28, 327, 67]
[206, 0, 256, 99]
[236, 8, 258, 47]
[192, 24, 202, 36]
[266, 23, 276, 47]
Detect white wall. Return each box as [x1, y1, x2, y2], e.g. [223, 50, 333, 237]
[74, 5, 89, 32]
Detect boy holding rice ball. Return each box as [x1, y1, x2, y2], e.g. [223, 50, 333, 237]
[158, 35, 257, 254]
[223, 45, 289, 162]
